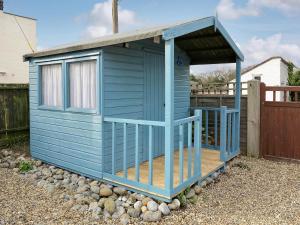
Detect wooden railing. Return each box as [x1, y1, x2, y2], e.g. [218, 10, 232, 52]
[173, 110, 202, 191]
[103, 112, 203, 199]
[191, 81, 248, 96]
[193, 106, 240, 162]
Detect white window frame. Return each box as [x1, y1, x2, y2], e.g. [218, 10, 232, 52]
[37, 60, 64, 111]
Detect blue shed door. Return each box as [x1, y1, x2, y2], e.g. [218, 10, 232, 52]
[143, 50, 165, 160]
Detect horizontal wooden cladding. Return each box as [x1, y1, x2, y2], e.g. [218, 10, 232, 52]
[31, 150, 102, 178]
[30, 128, 101, 148]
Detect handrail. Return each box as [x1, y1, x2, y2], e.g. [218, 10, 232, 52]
[104, 117, 165, 127]
[174, 115, 201, 126]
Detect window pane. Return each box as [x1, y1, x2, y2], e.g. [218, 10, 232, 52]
[41, 64, 62, 107]
[69, 60, 96, 109]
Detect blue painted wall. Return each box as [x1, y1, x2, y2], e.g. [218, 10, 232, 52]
[29, 54, 102, 179]
[29, 38, 190, 177]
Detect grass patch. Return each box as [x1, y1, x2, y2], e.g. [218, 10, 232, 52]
[19, 161, 33, 172]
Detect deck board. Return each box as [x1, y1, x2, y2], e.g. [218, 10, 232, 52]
[117, 148, 223, 189]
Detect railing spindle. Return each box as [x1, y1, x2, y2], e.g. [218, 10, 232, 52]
[179, 124, 184, 184]
[135, 124, 139, 182]
[123, 123, 127, 178]
[112, 122, 116, 175]
[214, 110, 218, 148]
[187, 122, 192, 178]
[220, 106, 227, 161]
[232, 112, 236, 154]
[148, 125, 153, 185]
[227, 113, 232, 154]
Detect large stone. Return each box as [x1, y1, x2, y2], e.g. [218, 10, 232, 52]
[112, 206, 125, 219]
[127, 207, 141, 218]
[186, 189, 196, 199]
[100, 187, 113, 197]
[133, 201, 142, 210]
[53, 174, 63, 180]
[56, 169, 64, 175]
[194, 185, 203, 195]
[77, 185, 90, 193]
[104, 198, 116, 215]
[168, 199, 180, 210]
[91, 193, 100, 201]
[0, 162, 9, 168]
[120, 213, 130, 225]
[42, 168, 52, 177]
[113, 187, 127, 195]
[158, 202, 170, 215]
[142, 211, 162, 222]
[98, 198, 107, 208]
[147, 200, 158, 212]
[91, 185, 100, 194]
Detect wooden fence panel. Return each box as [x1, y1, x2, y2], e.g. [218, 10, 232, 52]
[191, 95, 247, 155]
[260, 83, 300, 161]
[0, 84, 29, 146]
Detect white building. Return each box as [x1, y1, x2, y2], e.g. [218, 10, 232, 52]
[231, 56, 290, 100]
[0, 1, 37, 84]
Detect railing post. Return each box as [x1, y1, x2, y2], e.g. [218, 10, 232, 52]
[235, 58, 242, 154]
[135, 124, 140, 182]
[179, 124, 184, 184]
[220, 106, 227, 161]
[194, 109, 202, 177]
[164, 38, 174, 193]
[123, 123, 127, 178]
[112, 122, 116, 175]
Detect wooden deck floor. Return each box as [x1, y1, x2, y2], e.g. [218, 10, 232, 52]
[117, 148, 223, 189]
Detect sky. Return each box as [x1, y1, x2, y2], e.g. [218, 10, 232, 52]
[5, 0, 300, 73]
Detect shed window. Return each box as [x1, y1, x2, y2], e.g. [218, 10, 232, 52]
[41, 64, 63, 107]
[69, 60, 96, 109]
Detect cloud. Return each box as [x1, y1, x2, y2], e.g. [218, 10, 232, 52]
[217, 0, 300, 20]
[80, 0, 140, 38]
[243, 33, 300, 66]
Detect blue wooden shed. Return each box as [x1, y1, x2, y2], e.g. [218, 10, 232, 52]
[24, 16, 243, 202]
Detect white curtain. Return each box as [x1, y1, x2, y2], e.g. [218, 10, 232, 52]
[41, 64, 62, 107]
[69, 60, 96, 109]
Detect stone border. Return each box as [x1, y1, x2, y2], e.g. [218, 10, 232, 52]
[0, 148, 228, 224]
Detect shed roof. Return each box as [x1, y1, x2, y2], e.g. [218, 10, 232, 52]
[24, 16, 243, 64]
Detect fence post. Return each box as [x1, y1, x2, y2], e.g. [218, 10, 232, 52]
[247, 80, 260, 158]
[220, 106, 227, 161]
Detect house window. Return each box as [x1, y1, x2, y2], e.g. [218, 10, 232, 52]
[41, 64, 63, 107]
[68, 60, 96, 109]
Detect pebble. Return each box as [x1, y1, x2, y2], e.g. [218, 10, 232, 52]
[113, 186, 127, 195]
[112, 206, 125, 219]
[186, 189, 196, 199]
[142, 197, 152, 206]
[120, 213, 130, 225]
[46, 184, 55, 193]
[90, 185, 100, 194]
[100, 187, 113, 197]
[194, 185, 203, 194]
[168, 199, 180, 210]
[133, 200, 142, 210]
[142, 210, 162, 222]
[141, 206, 147, 213]
[147, 200, 158, 211]
[127, 207, 141, 218]
[104, 198, 116, 214]
[158, 202, 170, 215]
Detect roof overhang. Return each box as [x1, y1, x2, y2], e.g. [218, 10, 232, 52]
[24, 16, 243, 64]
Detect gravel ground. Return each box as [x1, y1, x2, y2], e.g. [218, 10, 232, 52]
[0, 156, 299, 225]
